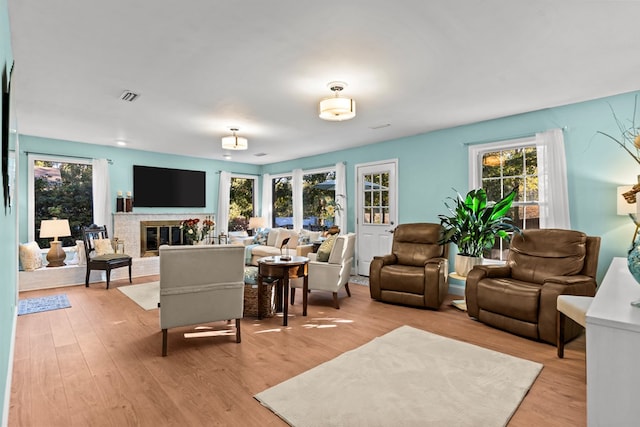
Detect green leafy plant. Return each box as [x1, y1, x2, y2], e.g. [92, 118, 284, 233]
[438, 188, 521, 257]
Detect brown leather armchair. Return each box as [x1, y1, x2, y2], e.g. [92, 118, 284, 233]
[465, 229, 600, 345]
[369, 223, 449, 309]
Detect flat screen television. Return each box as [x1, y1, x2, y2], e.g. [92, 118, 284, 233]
[133, 165, 206, 207]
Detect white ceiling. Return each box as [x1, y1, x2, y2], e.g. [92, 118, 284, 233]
[7, 1, 640, 165]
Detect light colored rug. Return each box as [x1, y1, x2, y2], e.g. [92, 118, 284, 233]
[118, 281, 159, 310]
[255, 325, 542, 427]
[348, 275, 369, 286]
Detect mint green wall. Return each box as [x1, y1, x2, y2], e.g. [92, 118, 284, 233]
[264, 90, 640, 283]
[17, 135, 260, 241]
[0, 0, 15, 422]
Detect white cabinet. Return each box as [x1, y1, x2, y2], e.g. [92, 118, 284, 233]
[586, 257, 640, 426]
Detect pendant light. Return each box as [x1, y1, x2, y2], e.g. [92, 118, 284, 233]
[221, 128, 248, 150]
[319, 81, 356, 121]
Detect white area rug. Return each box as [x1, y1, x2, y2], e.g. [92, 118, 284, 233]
[118, 281, 159, 310]
[255, 325, 542, 427]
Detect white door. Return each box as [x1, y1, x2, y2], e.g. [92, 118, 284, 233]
[356, 160, 398, 276]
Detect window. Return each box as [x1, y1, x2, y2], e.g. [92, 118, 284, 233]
[272, 175, 293, 228]
[228, 176, 256, 231]
[362, 171, 390, 224]
[28, 155, 93, 248]
[470, 138, 539, 260]
[303, 170, 336, 230]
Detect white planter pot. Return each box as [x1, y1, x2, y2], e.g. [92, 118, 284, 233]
[455, 254, 482, 277]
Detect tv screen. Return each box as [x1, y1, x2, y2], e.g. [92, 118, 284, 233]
[133, 165, 206, 207]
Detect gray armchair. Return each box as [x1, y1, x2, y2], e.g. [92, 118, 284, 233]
[159, 244, 245, 356]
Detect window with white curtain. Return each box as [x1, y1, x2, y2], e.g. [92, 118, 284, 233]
[228, 175, 257, 231]
[28, 155, 93, 247]
[468, 129, 570, 260]
[303, 169, 336, 231]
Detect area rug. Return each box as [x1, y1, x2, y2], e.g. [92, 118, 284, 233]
[348, 275, 369, 286]
[255, 325, 542, 427]
[18, 294, 71, 316]
[118, 281, 159, 310]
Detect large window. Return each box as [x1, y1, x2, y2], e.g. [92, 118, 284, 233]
[303, 170, 336, 230]
[272, 176, 293, 228]
[471, 139, 539, 260]
[228, 176, 256, 231]
[29, 155, 93, 248]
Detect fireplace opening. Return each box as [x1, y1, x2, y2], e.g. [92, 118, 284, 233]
[140, 220, 186, 257]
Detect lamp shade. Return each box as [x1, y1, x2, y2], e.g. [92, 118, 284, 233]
[618, 185, 637, 215]
[319, 97, 356, 121]
[221, 129, 248, 151]
[248, 216, 266, 229]
[39, 219, 71, 240]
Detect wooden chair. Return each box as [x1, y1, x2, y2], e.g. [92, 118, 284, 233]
[82, 224, 132, 289]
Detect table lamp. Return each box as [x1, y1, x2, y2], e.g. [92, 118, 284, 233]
[248, 216, 266, 236]
[39, 219, 71, 267]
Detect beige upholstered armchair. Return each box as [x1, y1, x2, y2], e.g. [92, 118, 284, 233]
[369, 223, 449, 309]
[159, 244, 245, 356]
[291, 233, 356, 309]
[465, 229, 600, 345]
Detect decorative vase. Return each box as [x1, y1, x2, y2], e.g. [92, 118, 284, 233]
[454, 254, 482, 277]
[627, 237, 640, 307]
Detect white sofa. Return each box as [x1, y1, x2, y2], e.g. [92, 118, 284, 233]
[159, 244, 245, 356]
[239, 228, 317, 265]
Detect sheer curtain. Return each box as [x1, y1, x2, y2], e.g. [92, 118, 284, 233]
[292, 169, 303, 230]
[536, 128, 571, 229]
[217, 171, 231, 236]
[334, 162, 347, 233]
[92, 159, 112, 230]
[261, 173, 272, 228]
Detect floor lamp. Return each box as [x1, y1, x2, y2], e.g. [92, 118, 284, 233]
[40, 219, 71, 267]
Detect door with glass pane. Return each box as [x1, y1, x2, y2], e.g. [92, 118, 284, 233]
[356, 160, 397, 276]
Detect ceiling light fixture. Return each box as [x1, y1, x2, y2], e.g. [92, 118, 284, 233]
[319, 81, 356, 121]
[221, 128, 248, 150]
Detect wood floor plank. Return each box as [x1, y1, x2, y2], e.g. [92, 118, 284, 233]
[10, 277, 586, 426]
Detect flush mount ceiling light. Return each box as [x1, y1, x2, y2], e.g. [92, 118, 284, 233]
[319, 81, 356, 121]
[221, 128, 248, 150]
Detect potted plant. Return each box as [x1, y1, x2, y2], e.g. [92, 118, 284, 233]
[438, 188, 521, 276]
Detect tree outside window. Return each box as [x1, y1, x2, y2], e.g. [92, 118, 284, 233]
[33, 160, 93, 248]
[303, 171, 336, 230]
[228, 177, 255, 231]
[272, 176, 293, 228]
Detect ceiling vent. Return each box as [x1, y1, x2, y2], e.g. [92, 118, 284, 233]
[254, 153, 268, 157]
[120, 90, 140, 102]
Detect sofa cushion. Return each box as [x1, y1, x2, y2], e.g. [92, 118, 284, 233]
[317, 234, 337, 262]
[275, 229, 298, 249]
[267, 228, 284, 247]
[19, 241, 43, 271]
[477, 278, 541, 323]
[253, 229, 270, 245]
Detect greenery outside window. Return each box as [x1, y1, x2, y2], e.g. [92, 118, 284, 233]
[272, 175, 293, 228]
[228, 176, 256, 231]
[303, 170, 336, 230]
[28, 155, 93, 248]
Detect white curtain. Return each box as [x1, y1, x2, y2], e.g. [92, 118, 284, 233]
[262, 173, 272, 228]
[536, 128, 571, 229]
[292, 169, 303, 230]
[334, 162, 347, 233]
[217, 171, 231, 236]
[92, 159, 112, 230]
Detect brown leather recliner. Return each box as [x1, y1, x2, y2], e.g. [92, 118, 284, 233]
[369, 223, 449, 309]
[465, 229, 600, 345]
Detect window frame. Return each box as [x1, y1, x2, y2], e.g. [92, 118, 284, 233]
[27, 154, 93, 242]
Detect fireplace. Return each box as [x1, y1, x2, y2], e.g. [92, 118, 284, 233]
[140, 220, 186, 257]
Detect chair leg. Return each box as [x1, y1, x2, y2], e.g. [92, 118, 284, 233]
[85, 268, 90, 287]
[128, 262, 132, 283]
[332, 292, 340, 309]
[290, 287, 296, 305]
[235, 319, 241, 343]
[105, 268, 111, 290]
[162, 329, 168, 357]
[345, 283, 351, 297]
[557, 310, 566, 358]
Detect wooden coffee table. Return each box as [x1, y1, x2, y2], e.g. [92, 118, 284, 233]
[257, 255, 309, 326]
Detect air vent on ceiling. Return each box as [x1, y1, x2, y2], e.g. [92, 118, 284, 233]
[120, 90, 140, 102]
[254, 153, 268, 157]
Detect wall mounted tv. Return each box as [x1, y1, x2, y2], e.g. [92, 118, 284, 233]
[133, 165, 206, 208]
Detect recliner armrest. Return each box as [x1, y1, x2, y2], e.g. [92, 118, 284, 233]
[472, 264, 512, 278]
[543, 274, 596, 287]
[374, 254, 398, 266]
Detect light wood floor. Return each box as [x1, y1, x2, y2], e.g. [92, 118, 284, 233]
[9, 276, 586, 426]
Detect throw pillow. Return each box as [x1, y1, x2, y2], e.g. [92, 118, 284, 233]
[94, 238, 115, 256]
[252, 229, 270, 245]
[316, 235, 337, 262]
[19, 241, 43, 271]
[275, 229, 298, 249]
[266, 228, 282, 247]
[76, 240, 87, 265]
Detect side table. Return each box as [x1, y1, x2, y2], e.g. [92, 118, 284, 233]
[257, 256, 309, 326]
